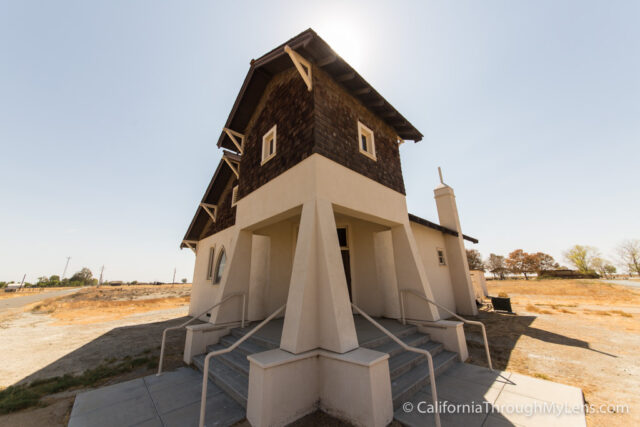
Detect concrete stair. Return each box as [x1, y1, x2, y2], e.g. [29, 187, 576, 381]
[192, 321, 458, 417]
[359, 324, 458, 410]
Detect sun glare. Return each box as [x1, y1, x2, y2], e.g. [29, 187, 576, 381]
[317, 20, 365, 69]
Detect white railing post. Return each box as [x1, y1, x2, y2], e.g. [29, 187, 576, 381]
[199, 304, 286, 427]
[352, 303, 441, 427]
[157, 291, 247, 376]
[400, 289, 493, 371]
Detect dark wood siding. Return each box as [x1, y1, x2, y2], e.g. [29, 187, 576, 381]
[199, 176, 237, 239]
[237, 66, 405, 200]
[237, 69, 315, 199]
[312, 67, 405, 195]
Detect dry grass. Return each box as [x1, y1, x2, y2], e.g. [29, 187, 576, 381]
[481, 279, 640, 426]
[488, 279, 640, 306]
[28, 285, 190, 325]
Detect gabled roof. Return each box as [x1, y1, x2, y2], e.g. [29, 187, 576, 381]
[181, 153, 238, 248]
[217, 29, 423, 151]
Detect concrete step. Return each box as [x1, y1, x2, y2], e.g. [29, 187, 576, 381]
[391, 350, 458, 410]
[365, 332, 432, 358]
[358, 324, 418, 348]
[192, 353, 249, 409]
[230, 327, 279, 350]
[388, 341, 444, 380]
[206, 344, 251, 377]
[219, 334, 270, 357]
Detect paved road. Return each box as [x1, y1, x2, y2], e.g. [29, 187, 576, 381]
[0, 288, 81, 311]
[601, 279, 640, 289]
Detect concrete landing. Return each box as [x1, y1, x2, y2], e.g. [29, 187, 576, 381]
[68, 367, 244, 427]
[394, 362, 586, 427]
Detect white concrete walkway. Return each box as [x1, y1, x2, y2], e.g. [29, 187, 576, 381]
[395, 362, 586, 427]
[68, 367, 244, 427]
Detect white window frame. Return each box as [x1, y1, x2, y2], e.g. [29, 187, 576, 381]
[206, 246, 216, 280]
[213, 247, 226, 284]
[261, 125, 277, 165]
[231, 185, 238, 207]
[357, 121, 376, 161]
[437, 248, 446, 266]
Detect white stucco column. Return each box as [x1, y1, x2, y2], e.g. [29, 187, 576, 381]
[280, 198, 359, 354]
[434, 183, 478, 315]
[390, 223, 440, 321]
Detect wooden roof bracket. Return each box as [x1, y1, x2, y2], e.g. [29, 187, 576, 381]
[182, 240, 198, 253]
[223, 157, 240, 178]
[200, 203, 217, 222]
[284, 45, 312, 91]
[223, 128, 244, 154]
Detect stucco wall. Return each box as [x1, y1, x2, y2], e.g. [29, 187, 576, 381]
[334, 214, 388, 316]
[189, 225, 238, 319]
[410, 221, 457, 316]
[255, 220, 296, 315]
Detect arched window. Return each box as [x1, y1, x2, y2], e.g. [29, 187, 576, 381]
[213, 247, 226, 284]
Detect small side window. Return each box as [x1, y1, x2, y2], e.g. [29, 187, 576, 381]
[206, 247, 215, 280]
[213, 247, 227, 284]
[231, 186, 238, 207]
[261, 125, 277, 165]
[437, 248, 446, 266]
[357, 121, 376, 161]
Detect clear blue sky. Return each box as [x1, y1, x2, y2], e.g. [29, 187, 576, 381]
[1, 1, 638, 282]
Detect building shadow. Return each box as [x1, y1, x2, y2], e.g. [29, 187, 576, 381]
[463, 309, 617, 372]
[16, 316, 200, 386]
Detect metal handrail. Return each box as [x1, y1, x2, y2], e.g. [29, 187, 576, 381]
[351, 303, 441, 427]
[400, 288, 493, 370]
[199, 304, 286, 427]
[157, 292, 246, 375]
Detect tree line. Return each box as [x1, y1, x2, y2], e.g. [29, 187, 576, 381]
[466, 239, 640, 280]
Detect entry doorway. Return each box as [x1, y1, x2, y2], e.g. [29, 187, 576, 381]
[337, 227, 352, 300]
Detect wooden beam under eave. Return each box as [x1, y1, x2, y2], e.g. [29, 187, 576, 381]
[336, 72, 355, 82]
[223, 157, 240, 178]
[366, 100, 385, 107]
[284, 45, 313, 91]
[353, 87, 371, 95]
[200, 203, 217, 222]
[223, 128, 244, 154]
[317, 54, 337, 67]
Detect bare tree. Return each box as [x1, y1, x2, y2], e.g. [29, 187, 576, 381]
[466, 249, 485, 271]
[592, 257, 616, 279]
[486, 254, 507, 279]
[617, 239, 640, 276]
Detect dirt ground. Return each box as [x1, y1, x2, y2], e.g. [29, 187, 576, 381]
[0, 285, 193, 427]
[466, 279, 640, 427]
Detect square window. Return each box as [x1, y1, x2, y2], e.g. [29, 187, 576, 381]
[437, 248, 446, 266]
[261, 125, 277, 165]
[357, 121, 376, 160]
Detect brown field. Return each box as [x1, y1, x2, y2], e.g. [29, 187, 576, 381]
[466, 279, 640, 427]
[28, 285, 191, 325]
[0, 284, 193, 426]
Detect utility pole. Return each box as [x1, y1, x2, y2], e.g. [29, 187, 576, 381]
[62, 256, 71, 280]
[98, 265, 104, 287]
[19, 274, 26, 290]
[172, 268, 176, 284]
